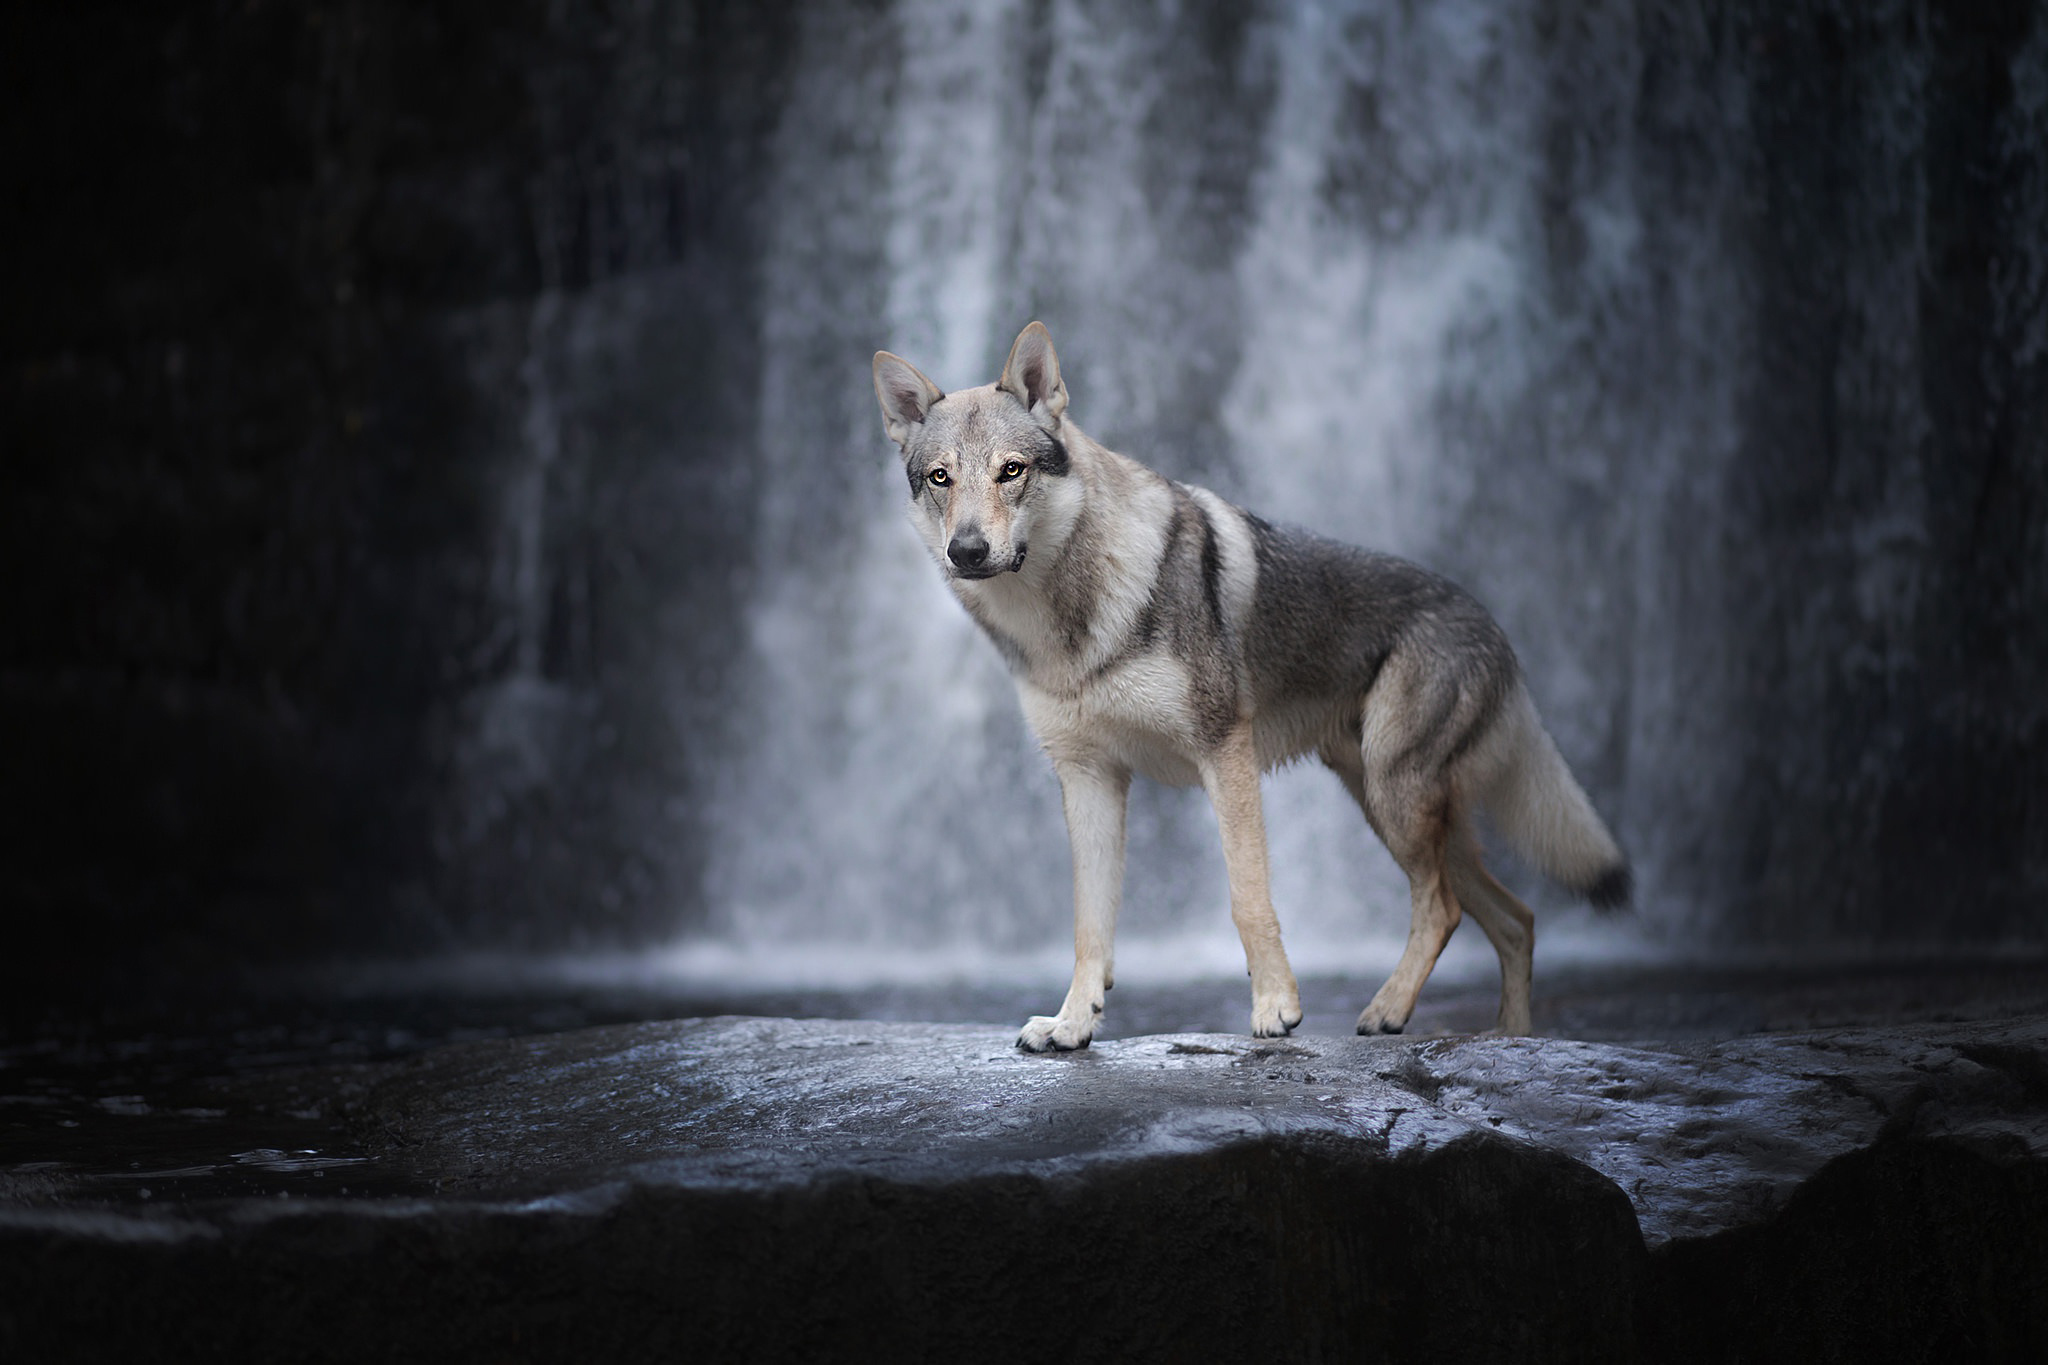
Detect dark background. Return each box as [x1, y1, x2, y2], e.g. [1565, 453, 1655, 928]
[4, 0, 2044, 999]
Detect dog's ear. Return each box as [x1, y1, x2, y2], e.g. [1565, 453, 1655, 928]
[873, 352, 944, 449]
[999, 321, 1068, 425]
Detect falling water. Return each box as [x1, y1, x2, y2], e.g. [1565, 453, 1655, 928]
[700, 0, 1682, 982]
[16, 2, 2041, 995]
[413, 0, 2047, 984]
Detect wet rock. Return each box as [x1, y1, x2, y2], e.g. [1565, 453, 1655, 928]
[349, 1015, 2048, 1247]
[1409, 1017, 2048, 1244]
[4, 1015, 2047, 1362]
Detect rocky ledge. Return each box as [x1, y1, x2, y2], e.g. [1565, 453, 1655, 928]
[6, 1014, 2048, 1363]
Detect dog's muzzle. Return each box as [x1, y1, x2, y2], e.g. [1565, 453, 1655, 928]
[947, 534, 1026, 579]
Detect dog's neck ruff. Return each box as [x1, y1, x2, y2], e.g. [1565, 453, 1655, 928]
[952, 436, 1175, 691]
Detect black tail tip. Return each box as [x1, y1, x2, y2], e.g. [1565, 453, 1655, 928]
[1586, 863, 1633, 912]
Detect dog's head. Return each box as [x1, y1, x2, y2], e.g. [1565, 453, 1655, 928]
[873, 322, 1079, 582]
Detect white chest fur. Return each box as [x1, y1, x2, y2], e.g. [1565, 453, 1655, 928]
[1015, 653, 1208, 787]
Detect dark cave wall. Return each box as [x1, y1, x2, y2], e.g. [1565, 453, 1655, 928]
[3, 1, 797, 964]
[1719, 3, 2047, 939]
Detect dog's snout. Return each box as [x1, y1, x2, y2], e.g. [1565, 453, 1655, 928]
[948, 530, 990, 570]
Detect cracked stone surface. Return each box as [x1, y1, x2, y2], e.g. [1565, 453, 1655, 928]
[5, 1012, 2047, 1362]
[343, 1014, 2048, 1249]
[1401, 1020, 2048, 1243]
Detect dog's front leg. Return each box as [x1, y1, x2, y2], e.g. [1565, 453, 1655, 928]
[1018, 759, 1130, 1052]
[1202, 727, 1304, 1038]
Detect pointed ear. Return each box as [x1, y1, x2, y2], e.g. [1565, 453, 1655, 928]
[999, 321, 1068, 424]
[873, 351, 944, 448]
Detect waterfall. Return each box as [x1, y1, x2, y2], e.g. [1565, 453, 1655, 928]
[22, 1, 2042, 979]
[701, 0, 1691, 980]
[423, 0, 2044, 977]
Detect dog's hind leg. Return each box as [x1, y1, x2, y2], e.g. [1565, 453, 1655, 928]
[1353, 775, 1462, 1035]
[1322, 736, 1465, 1035]
[1018, 759, 1130, 1052]
[1336, 669, 1471, 1037]
[1445, 822, 1536, 1035]
[1201, 725, 1303, 1038]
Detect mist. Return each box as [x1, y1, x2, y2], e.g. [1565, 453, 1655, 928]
[7, 0, 2044, 999]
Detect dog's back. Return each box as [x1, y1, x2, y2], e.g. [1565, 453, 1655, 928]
[1233, 517, 1516, 765]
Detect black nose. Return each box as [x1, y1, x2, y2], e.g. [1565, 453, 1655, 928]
[947, 531, 990, 569]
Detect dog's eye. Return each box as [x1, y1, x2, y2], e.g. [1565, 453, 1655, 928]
[928, 468, 950, 487]
[998, 460, 1025, 481]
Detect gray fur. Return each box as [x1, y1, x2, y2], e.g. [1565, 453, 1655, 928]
[873, 322, 1630, 1047]
[1242, 518, 1520, 773]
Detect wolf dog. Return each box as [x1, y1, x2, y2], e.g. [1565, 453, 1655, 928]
[872, 322, 1629, 1051]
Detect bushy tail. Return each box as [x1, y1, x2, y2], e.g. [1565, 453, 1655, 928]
[1481, 688, 1631, 909]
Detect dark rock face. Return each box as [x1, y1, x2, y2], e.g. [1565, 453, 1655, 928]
[1648, 1139, 2048, 1364]
[7, 1139, 1641, 1364]
[5, 1015, 2046, 1361]
[4, 2, 800, 966]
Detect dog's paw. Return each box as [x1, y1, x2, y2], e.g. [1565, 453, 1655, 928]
[1250, 992, 1303, 1039]
[1017, 1013, 1094, 1053]
[1354, 998, 1409, 1036]
[1356, 978, 1421, 1036]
